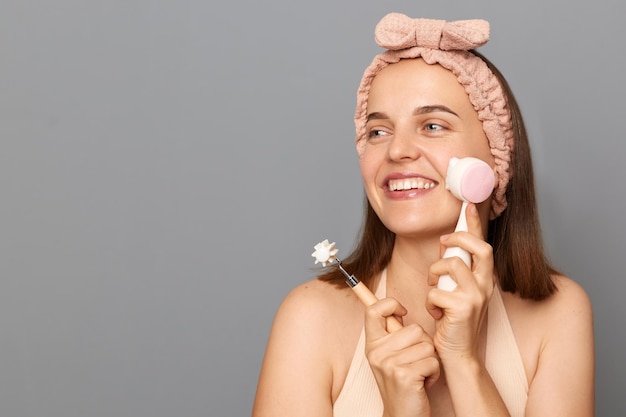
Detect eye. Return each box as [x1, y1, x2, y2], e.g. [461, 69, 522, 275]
[368, 128, 391, 139]
[425, 123, 444, 131]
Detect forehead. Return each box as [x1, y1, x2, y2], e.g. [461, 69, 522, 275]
[367, 58, 473, 111]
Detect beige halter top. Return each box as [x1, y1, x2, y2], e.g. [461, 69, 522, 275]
[333, 270, 528, 417]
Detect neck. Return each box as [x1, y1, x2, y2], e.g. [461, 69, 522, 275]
[383, 236, 442, 331]
[386, 235, 441, 292]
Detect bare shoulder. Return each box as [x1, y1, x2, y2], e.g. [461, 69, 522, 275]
[253, 277, 365, 415]
[273, 277, 365, 370]
[501, 274, 595, 399]
[535, 275, 594, 354]
[505, 279, 594, 416]
[541, 275, 594, 334]
[276, 277, 364, 327]
[544, 274, 593, 313]
[281, 277, 366, 389]
[502, 274, 593, 327]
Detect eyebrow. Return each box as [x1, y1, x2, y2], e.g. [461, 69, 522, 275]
[365, 112, 388, 123]
[413, 105, 459, 117]
[365, 105, 459, 123]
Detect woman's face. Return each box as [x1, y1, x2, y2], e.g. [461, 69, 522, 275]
[360, 58, 495, 238]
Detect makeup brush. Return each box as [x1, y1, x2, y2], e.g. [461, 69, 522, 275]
[312, 240, 403, 332]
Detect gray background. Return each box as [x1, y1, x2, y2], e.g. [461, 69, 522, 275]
[1, 0, 623, 416]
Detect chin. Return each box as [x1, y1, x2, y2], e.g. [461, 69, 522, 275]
[381, 217, 456, 239]
[379, 202, 459, 228]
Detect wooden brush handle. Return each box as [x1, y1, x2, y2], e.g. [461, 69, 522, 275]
[351, 281, 403, 332]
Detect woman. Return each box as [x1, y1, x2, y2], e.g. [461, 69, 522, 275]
[252, 13, 594, 417]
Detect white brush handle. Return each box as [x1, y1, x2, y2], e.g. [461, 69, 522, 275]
[438, 201, 471, 291]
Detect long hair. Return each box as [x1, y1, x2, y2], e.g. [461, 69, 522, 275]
[318, 52, 558, 301]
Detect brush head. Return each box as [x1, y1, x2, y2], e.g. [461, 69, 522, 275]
[312, 239, 338, 267]
[445, 157, 495, 203]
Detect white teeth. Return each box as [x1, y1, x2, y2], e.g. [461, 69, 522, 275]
[388, 178, 436, 191]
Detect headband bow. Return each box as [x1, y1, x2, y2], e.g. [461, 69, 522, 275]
[374, 13, 490, 51]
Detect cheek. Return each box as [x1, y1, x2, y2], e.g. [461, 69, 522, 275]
[358, 152, 379, 185]
[468, 126, 495, 164]
[475, 141, 496, 168]
[358, 153, 384, 207]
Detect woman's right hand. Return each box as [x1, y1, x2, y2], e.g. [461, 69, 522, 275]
[365, 297, 441, 417]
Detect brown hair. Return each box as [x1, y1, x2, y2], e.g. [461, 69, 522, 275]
[318, 52, 558, 301]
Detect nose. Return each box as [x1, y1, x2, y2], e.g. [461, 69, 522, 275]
[387, 130, 421, 161]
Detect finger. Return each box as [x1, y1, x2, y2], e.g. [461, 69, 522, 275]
[429, 256, 475, 290]
[464, 203, 484, 240]
[381, 332, 436, 363]
[389, 343, 441, 384]
[422, 356, 442, 389]
[425, 285, 459, 316]
[426, 295, 444, 321]
[364, 297, 407, 340]
[436, 232, 495, 294]
[366, 325, 439, 380]
[438, 234, 450, 258]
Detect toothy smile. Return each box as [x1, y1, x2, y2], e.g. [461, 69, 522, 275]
[387, 178, 437, 191]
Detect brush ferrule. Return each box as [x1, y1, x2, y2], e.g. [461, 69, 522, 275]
[345, 275, 359, 287]
[336, 258, 360, 287]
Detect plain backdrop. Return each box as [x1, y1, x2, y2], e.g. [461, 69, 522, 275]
[1, 1, 624, 416]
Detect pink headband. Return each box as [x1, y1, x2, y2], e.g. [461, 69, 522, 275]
[355, 13, 514, 218]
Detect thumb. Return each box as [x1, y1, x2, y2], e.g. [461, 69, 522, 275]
[465, 203, 485, 240]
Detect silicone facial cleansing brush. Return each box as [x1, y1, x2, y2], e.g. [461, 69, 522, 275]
[438, 157, 495, 291]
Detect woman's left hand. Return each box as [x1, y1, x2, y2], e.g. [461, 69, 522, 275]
[425, 202, 496, 362]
